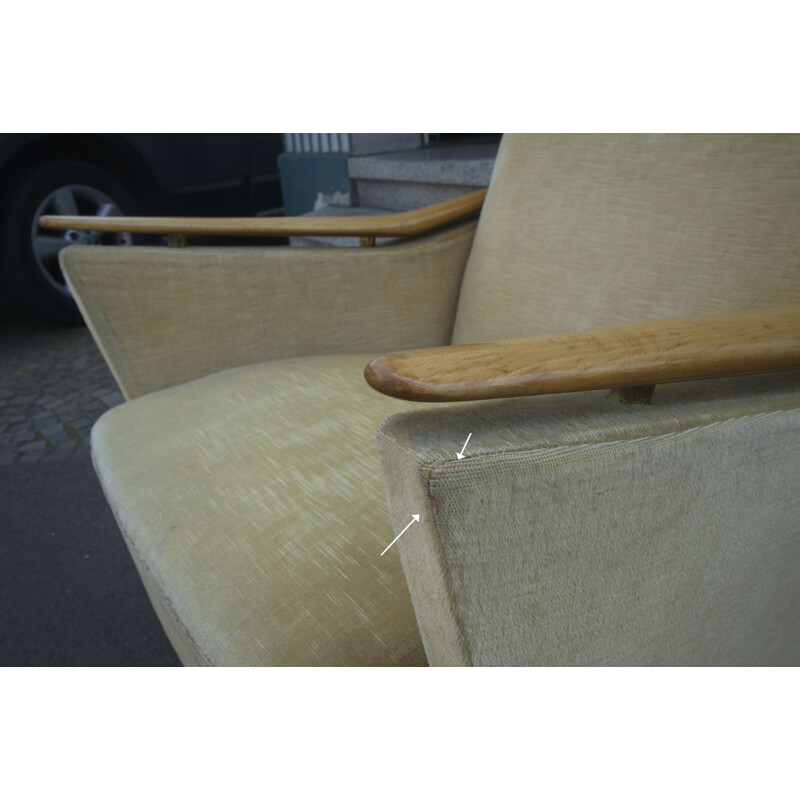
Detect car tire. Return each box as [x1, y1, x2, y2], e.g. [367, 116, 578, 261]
[0, 159, 139, 325]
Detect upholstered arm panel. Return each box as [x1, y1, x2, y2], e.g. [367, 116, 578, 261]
[377, 371, 800, 666]
[60, 220, 476, 399]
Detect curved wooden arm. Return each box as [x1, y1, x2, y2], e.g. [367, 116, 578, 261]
[364, 305, 800, 402]
[37, 188, 486, 239]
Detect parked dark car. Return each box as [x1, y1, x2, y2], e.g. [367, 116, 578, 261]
[0, 133, 284, 324]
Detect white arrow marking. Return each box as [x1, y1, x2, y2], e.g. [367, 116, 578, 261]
[457, 432, 472, 460]
[381, 515, 420, 556]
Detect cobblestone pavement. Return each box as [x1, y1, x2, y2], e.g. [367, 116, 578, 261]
[0, 306, 123, 465]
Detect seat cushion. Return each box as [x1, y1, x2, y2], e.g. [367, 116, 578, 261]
[91, 354, 430, 666]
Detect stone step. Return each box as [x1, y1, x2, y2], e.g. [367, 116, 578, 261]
[354, 179, 487, 213]
[290, 142, 499, 246]
[348, 142, 498, 185]
[348, 142, 498, 211]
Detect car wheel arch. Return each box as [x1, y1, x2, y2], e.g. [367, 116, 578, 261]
[0, 134, 160, 213]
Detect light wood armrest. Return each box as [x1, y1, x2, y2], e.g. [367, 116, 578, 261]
[364, 305, 800, 401]
[37, 189, 486, 239]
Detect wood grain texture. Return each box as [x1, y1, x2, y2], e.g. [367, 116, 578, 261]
[37, 189, 486, 239]
[364, 306, 800, 402]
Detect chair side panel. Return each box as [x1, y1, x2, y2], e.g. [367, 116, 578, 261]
[61, 221, 476, 399]
[378, 372, 800, 666]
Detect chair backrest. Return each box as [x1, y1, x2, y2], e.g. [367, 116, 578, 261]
[452, 134, 800, 344]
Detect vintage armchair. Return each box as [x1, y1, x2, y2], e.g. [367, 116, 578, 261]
[44, 134, 800, 666]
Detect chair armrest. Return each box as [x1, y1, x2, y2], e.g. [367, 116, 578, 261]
[38, 189, 486, 240]
[61, 221, 477, 400]
[365, 305, 800, 401]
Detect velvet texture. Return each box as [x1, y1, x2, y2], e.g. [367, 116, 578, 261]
[62, 134, 800, 666]
[378, 373, 800, 666]
[92, 355, 436, 666]
[62, 221, 476, 400]
[453, 134, 800, 343]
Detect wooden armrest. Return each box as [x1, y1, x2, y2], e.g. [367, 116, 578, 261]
[364, 305, 800, 402]
[37, 189, 486, 239]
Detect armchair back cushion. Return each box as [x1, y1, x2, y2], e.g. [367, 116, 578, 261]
[452, 134, 800, 344]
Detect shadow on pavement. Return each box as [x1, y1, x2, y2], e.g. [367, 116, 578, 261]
[0, 454, 180, 666]
[0, 301, 180, 666]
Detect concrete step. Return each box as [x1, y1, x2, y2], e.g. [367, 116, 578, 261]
[354, 180, 487, 213]
[290, 142, 499, 246]
[348, 142, 498, 184]
[348, 142, 498, 211]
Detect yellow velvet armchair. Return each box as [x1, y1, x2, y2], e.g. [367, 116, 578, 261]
[45, 134, 800, 665]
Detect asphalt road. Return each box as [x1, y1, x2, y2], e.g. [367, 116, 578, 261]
[0, 302, 180, 666]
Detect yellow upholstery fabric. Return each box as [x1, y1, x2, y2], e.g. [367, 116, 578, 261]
[453, 134, 800, 344]
[66, 134, 800, 667]
[92, 354, 434, 666]
[378, 372, 800, 666]
[61, 220, 476, 399]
